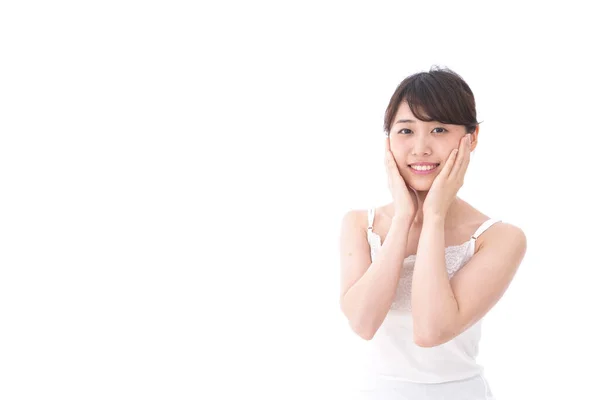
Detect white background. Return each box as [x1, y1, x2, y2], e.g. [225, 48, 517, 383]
[1, 1, 598, 399]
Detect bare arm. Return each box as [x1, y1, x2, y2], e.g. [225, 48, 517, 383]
[411, 216, 526, 347]
[411, 215, 454, 345]
[339, 210, 411, 340]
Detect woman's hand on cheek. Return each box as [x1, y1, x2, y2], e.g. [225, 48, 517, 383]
[423, 134, 472, 218]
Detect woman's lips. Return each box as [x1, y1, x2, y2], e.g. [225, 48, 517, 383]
[408, 163, 440, 175]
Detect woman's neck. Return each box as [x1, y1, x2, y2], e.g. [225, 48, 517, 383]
[411, 193, 463, 227]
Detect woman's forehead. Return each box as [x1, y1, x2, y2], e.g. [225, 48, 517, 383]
[395, 101, 429, 120]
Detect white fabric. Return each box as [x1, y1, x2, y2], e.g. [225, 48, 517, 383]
[348, 208, 501, 399]
[348, 374, 495, 400]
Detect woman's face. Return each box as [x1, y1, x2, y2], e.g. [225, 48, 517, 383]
[389, 101, 477, 192]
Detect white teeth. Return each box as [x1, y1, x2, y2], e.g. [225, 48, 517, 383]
[411, 164, 437, 171]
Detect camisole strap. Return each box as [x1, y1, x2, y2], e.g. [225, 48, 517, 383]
[367, 208, 375, 231]
[471, 218, 502, 240]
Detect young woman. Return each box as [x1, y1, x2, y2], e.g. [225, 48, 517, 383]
[339, 67, 527, 399]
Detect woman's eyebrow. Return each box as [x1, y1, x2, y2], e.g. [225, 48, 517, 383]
[395, 119, 447, 125]
[394, 119, 416, 124]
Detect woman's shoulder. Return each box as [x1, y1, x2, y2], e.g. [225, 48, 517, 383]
[340, 207, 371, 230]
[460, 202, 526, 252]
[340, 204, 392, 233]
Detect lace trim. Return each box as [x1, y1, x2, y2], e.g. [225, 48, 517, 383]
[367, 231, 471, 311]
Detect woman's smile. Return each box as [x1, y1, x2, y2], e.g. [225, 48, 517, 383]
[408, 163, 440, 175]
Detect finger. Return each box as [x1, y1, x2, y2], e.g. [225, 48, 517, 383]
[385, 148, 396, 173]
[450, 134, 470, 179]
[384, 137, 390, 160]
[439, 148, 458, 179]
[462, 134, 472, 173]
[384, 136, 390, 160]
[386, 151, 400, 177]
[450, 134, 471, 179]
[385, 142, 396, 164]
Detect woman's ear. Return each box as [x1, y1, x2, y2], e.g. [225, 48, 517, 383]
[469, 126, 480, 151]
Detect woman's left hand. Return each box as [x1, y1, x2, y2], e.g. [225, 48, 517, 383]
[423, 134, 472, 218]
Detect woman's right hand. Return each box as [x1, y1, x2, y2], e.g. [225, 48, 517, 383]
[385, 136, 418, 222]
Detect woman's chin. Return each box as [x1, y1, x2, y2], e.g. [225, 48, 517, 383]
[401, 172, 434, 192]
[407, 182, 432, 193]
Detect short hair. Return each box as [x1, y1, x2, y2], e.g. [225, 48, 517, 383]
[383, 66, 481, 135]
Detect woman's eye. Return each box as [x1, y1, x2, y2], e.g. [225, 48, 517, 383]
[398, 127, 447, 135]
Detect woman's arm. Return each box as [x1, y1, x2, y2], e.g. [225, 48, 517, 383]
[411, 215, 456, 345]
[339, 210, 411, 340]
[411, 215, 526, 347]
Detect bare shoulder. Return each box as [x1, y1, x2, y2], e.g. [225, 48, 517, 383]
[460, 201, 526, 254]
[342, 204, 396, 234]
[481, 221, 527, 252]
[468, 213, 527, 264]
[340, 208, 368, 233]
[339, 208, 370, 256]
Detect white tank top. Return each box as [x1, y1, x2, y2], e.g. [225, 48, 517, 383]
[353, 207, 502, 389]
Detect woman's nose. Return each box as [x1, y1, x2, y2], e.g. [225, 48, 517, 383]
[411, 135, 432, 156]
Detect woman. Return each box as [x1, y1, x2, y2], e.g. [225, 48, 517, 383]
[339, 67, 527, 399]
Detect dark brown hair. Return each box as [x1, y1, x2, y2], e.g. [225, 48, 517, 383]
[383, 66, 481, 135]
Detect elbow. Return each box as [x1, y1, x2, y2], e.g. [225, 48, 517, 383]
[340, 298, 376, 340]
[413, 334, 440, 348]
[413, 328, 449, 348]
[347, 317, 376, 340]
[412, 316, 456, 347]
[356, 325, 376, 341]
